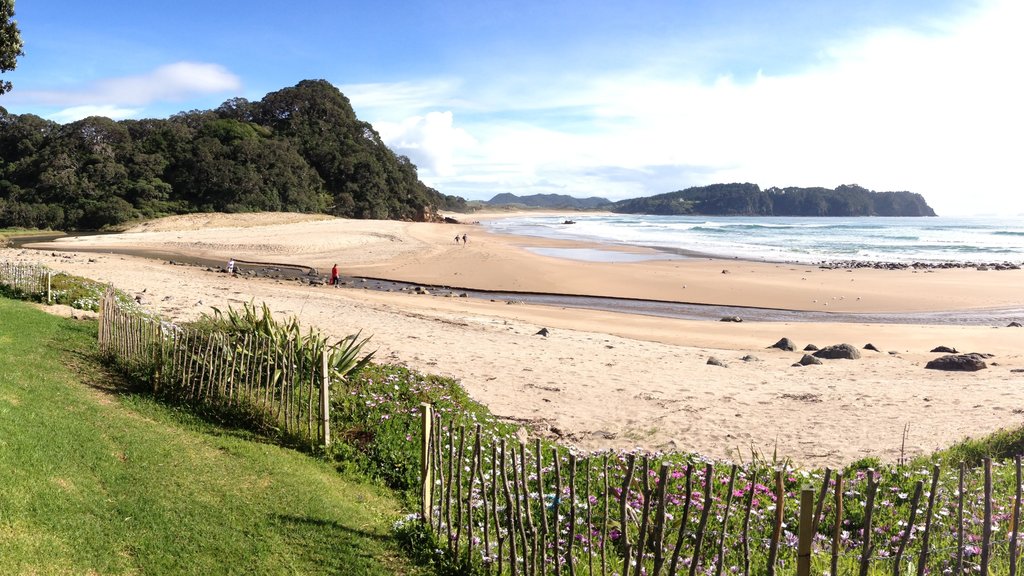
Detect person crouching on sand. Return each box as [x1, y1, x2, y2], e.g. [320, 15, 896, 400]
[330, 263, 339, 286]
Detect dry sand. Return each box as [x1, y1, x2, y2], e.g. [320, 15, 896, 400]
[6, 212, 1024, 468]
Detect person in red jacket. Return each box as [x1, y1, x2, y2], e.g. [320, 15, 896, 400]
[330, 263, 339, 286]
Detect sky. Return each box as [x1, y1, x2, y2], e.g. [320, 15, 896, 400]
[1, 0, 1022, 216]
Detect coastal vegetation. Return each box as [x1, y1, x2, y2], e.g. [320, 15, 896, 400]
[0, 79, 466, 230]
[3, 262, 1022, 575]
[0, 297, 426, 575]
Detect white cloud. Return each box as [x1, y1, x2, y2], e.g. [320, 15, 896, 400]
[48, 105, 143, 123]
[10, 62, 241, 108]
[374, 111, 476, 177]
[351, 0, 1022, 214]
[342, 79, 467, 118]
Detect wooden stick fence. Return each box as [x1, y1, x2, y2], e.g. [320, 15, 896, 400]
[420, 405, 1024, 576]
[0, 260, 51, 302]
[97, 287, 332, 447]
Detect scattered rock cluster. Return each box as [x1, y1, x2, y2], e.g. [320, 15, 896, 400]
[817, 260, 1021, 271]
[763, 336, 999, 372]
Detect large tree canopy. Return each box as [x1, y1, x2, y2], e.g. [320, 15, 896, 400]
[0, 0, 23, 96]
[0, 80, 468, 230]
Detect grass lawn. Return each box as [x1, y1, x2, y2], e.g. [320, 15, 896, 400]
[0, 298, 426, 576]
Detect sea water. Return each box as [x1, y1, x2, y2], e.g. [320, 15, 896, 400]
[481, 215, 1024, 265]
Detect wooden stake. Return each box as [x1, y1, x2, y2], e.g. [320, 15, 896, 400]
[1011, 456, 1022, 576]
[831, 474, 844, 576]
[620, 454, 637, 558]
[715, 465, 738, 576]
[420, 403, 433, 523]
[601, 453, 609, 576]
[518, 443, 537, 576]
[652, 463, 671, 576]
[688, 463, 714, 576]
[767, 469, 784, 576]
[797, 487, 814, 576]
[634, 456, 653, 576]
[916, 465, 941, 576]
[812, 468, 832, 536]
[554, 448, 563, 576]
[982, 458, 992, 576]
[537, 439, 548, 576]
[465, 424, 479, 569]
[667, 463, 694, 576]
[454, 425, 466, 553]
[568, 453, 578, 576]
[858, 471, 879, 576]
[956, 462, 965, 576]
[585, 457, 595, 576]
[321, 349, 331, 447]
[893, 480, 923, 576]
[500, 439, 519, 576]
[741, 468, 758, 576]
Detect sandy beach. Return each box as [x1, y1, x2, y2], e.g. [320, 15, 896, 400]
[5, 212, 1024, 468]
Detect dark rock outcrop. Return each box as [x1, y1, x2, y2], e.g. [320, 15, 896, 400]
[925, 354, 988, 371]
[813, 344, 861, 360]
[930, 346, 958, 353]
[803, 344, 819, 351]
[799, 354, 823, 366]
[707, 357, 727, 367]
[720, 316, 742, 323]
[863, 343, 880, 352]
[769, 338, 797, 352]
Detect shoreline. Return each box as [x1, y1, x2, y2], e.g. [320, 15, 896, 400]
[22, 240, 1024, 326]
[473, 212, 1024, 268]
[5, 212, 1024, 467]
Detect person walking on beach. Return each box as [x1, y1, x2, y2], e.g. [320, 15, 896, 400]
[227, 258, 235, 274]
[462, 233, 468, 244]
[454, 234, 461, 244]
[330, 263, 339, 286]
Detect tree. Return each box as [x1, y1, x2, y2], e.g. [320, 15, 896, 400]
[0, 0, 24, 96]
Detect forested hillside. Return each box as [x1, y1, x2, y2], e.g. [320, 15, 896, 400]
[610, 183, 936, 216]
[0, 80, 466, 230]
[485, 192, 611, 209]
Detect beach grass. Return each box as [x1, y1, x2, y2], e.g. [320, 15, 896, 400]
[0, 297, 426, 576]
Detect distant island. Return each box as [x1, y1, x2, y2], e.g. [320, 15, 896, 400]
[486, 183, 936, 217]
[484, 193, 612, 210]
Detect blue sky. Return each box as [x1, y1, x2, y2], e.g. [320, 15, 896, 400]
[2, 0, 1021, 215]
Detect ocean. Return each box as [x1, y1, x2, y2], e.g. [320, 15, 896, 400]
[480, 215, 1024, 265]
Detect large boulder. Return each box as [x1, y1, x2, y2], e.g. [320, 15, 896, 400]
[813, 344, 861, 360]
[930, 346, 958, 353]
[769, 337, 797, 352]
[925, 354, 988, 371]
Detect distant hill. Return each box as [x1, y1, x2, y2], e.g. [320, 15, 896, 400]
[0, 79, 467, 230]
[610, 183, 936, 217]
[486, 193, 611, 210]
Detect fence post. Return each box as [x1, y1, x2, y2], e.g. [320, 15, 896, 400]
[982, 458, 992, 576]
[420, 403, 434, 523]
[46, 271, 51, 304]
[320, 349, 331, 448]
[767, 469, 784, 576]
[798, 486, 814, 576]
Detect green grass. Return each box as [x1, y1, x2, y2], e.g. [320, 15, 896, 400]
[0, 298, 427, 576]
